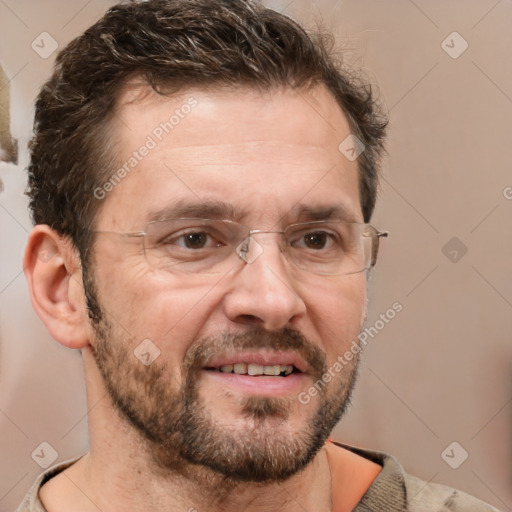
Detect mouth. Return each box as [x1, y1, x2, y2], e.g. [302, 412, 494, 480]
[205, 363, 299, 377]
[200, 351, 308, 397]
[204, 350, 307, 375]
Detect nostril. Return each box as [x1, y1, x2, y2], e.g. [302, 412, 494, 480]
[236, 314, 264, 327]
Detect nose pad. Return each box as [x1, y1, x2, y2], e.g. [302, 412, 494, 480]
[236, 236, 265, 264]
[236, 233, 286, 266]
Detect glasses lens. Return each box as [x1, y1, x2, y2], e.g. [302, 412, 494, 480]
[144, 219, 246, 274]
[285, 222, 376, 275]
[141, 219, 380, 276]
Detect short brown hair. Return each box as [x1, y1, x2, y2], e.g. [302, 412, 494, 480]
[28, 0, 387, 264]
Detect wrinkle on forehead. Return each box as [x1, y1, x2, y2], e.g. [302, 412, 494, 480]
[113, 80, 351, 137]
[98, 83, 362, 231]
[110, 85, 354, 173]
[155, 141, 331, 170]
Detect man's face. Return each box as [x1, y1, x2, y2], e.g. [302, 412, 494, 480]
[87, 84, 367, 481]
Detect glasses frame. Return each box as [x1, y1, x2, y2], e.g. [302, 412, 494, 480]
[94, 218, 389, 276]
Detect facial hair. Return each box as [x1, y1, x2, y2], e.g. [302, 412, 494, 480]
[91, 308, 361, 483]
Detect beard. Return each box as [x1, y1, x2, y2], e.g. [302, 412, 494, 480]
[87, 285, 361, 484]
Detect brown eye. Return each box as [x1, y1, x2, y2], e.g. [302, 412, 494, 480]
[183, 232, 208, 249]
[303, 232, 328, 249]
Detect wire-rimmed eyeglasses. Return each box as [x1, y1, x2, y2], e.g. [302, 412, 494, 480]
[94, 218, 388, 276]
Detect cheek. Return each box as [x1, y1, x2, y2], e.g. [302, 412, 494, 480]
[95, 264, 221, 359]
[305, 274, 367, 357]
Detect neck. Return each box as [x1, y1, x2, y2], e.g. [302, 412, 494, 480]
[44, 348, 334, 512]
[73, 444, 333, 512]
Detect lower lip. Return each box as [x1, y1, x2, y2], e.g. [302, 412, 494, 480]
[201, 370, 307, 397]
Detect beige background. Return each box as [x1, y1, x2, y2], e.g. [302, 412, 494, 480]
[1, 1, 511, 510]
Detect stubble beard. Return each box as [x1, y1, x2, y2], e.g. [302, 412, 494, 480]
[87, 287, 361, 486]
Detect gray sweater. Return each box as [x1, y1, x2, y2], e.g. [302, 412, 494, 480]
[16, 443, 500, 511]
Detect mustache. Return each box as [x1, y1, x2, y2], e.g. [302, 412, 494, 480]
[182, 327, 327, 379]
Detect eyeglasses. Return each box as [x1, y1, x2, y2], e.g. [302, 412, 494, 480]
[94, 218, 388, 276]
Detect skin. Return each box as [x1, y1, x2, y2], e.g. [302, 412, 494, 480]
[24, 84, 381, 512]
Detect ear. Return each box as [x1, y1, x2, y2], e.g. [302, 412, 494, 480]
[24, 225, 90, 349]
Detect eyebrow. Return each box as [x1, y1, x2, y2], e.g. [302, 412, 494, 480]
[147, 200, 248, 223]
[293, 204, 361, 223]
[146, 200, 361, 225]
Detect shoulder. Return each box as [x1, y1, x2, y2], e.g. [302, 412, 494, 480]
[404, 473, 501, 512]
[331, 441, 500, 512]
[16, 458, 80, 512]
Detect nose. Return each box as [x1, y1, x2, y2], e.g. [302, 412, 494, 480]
[222, 237, 306, 330]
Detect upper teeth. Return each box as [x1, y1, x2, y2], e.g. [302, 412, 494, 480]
[219, 364, 294, 376]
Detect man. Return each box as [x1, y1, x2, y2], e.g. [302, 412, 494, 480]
[18, 0, 498, 510]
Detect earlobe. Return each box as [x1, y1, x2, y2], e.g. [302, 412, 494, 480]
[24, 225, 90, 349]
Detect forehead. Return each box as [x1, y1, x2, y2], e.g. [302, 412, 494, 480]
[98, 83, 362, 230]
